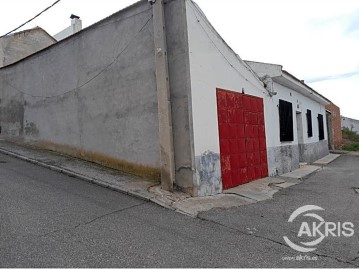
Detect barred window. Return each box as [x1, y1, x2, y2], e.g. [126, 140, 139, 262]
[318, 114, 325, 140]
[279, 100, 294, 142]
[306, 109, 313, 137]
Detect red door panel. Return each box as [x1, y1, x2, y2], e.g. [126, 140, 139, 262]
[218, 108, 228, 124]
[236, 110, 244, 124]
[261, 165, 268, 177]
[219, 140, 230, 155]
[234, 94, 243, 108]
[222, 171, 232, 189]
[239, 153, 247, 168]
[243, 95, 252, 111]
[238, 138, 246, 153]
[240, 168, 248, 182]
[217, 88, 268, 189]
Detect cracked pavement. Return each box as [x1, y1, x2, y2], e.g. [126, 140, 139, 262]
[0, 152, 359, 267]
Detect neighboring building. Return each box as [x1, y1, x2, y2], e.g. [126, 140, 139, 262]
[246, 61, 330, 170]
[0, 27, 56, 68]
[326, 103, 342, 150]
[54, 15, 82, 41]
[342, 116, 359, 133]
[0, 0, 331, 197]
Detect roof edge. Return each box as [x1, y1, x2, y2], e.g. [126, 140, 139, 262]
[282, 70, 331, 104]
[1, 26, 57, 43]
[279, 71, 330, 105]
[0, 0, 147, 71]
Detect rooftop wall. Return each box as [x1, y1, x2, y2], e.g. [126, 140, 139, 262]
[0, 1, 161, 179]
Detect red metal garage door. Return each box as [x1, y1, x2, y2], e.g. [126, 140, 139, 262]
[216, 88, 268, 189]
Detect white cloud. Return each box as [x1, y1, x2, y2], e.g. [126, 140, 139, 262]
[310, 75, 359, 119]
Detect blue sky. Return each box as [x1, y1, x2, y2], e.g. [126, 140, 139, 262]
[1, 0, 358, 118]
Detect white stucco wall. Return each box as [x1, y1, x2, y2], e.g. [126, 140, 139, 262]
[246, 61, 330, 174]
[265, 82, 329, 175]
[267, 82, 328, 148]
[185, 0, 329, 194]
[186, 0, 270, 196]
[342, 116, 359, 133]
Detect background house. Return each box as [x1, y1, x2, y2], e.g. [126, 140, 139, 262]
[342, 116, 359, 133]
[0, 27, 56, 68]
[0, 0, 332, 197]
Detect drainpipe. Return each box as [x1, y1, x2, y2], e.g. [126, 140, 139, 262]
[151, 0, 175, 191]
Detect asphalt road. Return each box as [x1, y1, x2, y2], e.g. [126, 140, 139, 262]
[0, 152, 358, 267]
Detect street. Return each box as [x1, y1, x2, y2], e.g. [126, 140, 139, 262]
[0, 152, 358, 267]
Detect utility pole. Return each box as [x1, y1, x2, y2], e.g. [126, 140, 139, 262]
[151, 0, 175, 192]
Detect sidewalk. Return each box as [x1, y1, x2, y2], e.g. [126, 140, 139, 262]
[0, 140, 159, 201]
[0, 140, 341, 217]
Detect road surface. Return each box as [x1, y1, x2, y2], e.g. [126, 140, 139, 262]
[0, 153, 358, 267]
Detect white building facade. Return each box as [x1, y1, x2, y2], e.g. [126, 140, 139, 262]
[342, 116, 359, 133]
[246, 62, 330, 174]
[185, 1, 330, 196]
[0, 0, 331, 197]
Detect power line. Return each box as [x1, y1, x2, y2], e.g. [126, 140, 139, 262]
[0, 0, 62, 38]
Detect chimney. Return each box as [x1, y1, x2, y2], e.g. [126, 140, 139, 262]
[70, 14, 82, 34]
[54, 14, 82, 41]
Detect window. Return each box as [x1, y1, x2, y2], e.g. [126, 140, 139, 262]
[318, 114, 325, 140]
[279, 100, 294, 142]
[306, 109, 313, 137]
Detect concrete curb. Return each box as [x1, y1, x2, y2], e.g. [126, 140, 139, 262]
[312, 154, 341, 167]
[0, 147, 173, 209]
[279, 165, 322, 180]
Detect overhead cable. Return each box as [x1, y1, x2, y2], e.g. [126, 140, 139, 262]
[0, 0, 62, 38]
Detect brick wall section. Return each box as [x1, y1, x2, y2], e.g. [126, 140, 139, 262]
[326, 103, 342, 149]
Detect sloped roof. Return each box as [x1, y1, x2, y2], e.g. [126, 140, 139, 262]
[2, 26, 57, 43]
[245, 60, 331, 105]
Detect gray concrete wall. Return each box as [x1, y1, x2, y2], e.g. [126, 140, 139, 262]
[0, 42, 4, 67]
[0, 28, 56, 67]
[0, 1, 162, 179]
[342, 116, 359, 133]
[299, 140, 329, 164]
[267, 145, 300, 176]
[195, 151, 221, 195]
[267, 140, 329, 176]
[0, 69, 24, 137]
[164, 0, 196, 194]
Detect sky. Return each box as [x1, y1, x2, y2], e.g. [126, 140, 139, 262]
[0, 0, 358, 119]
